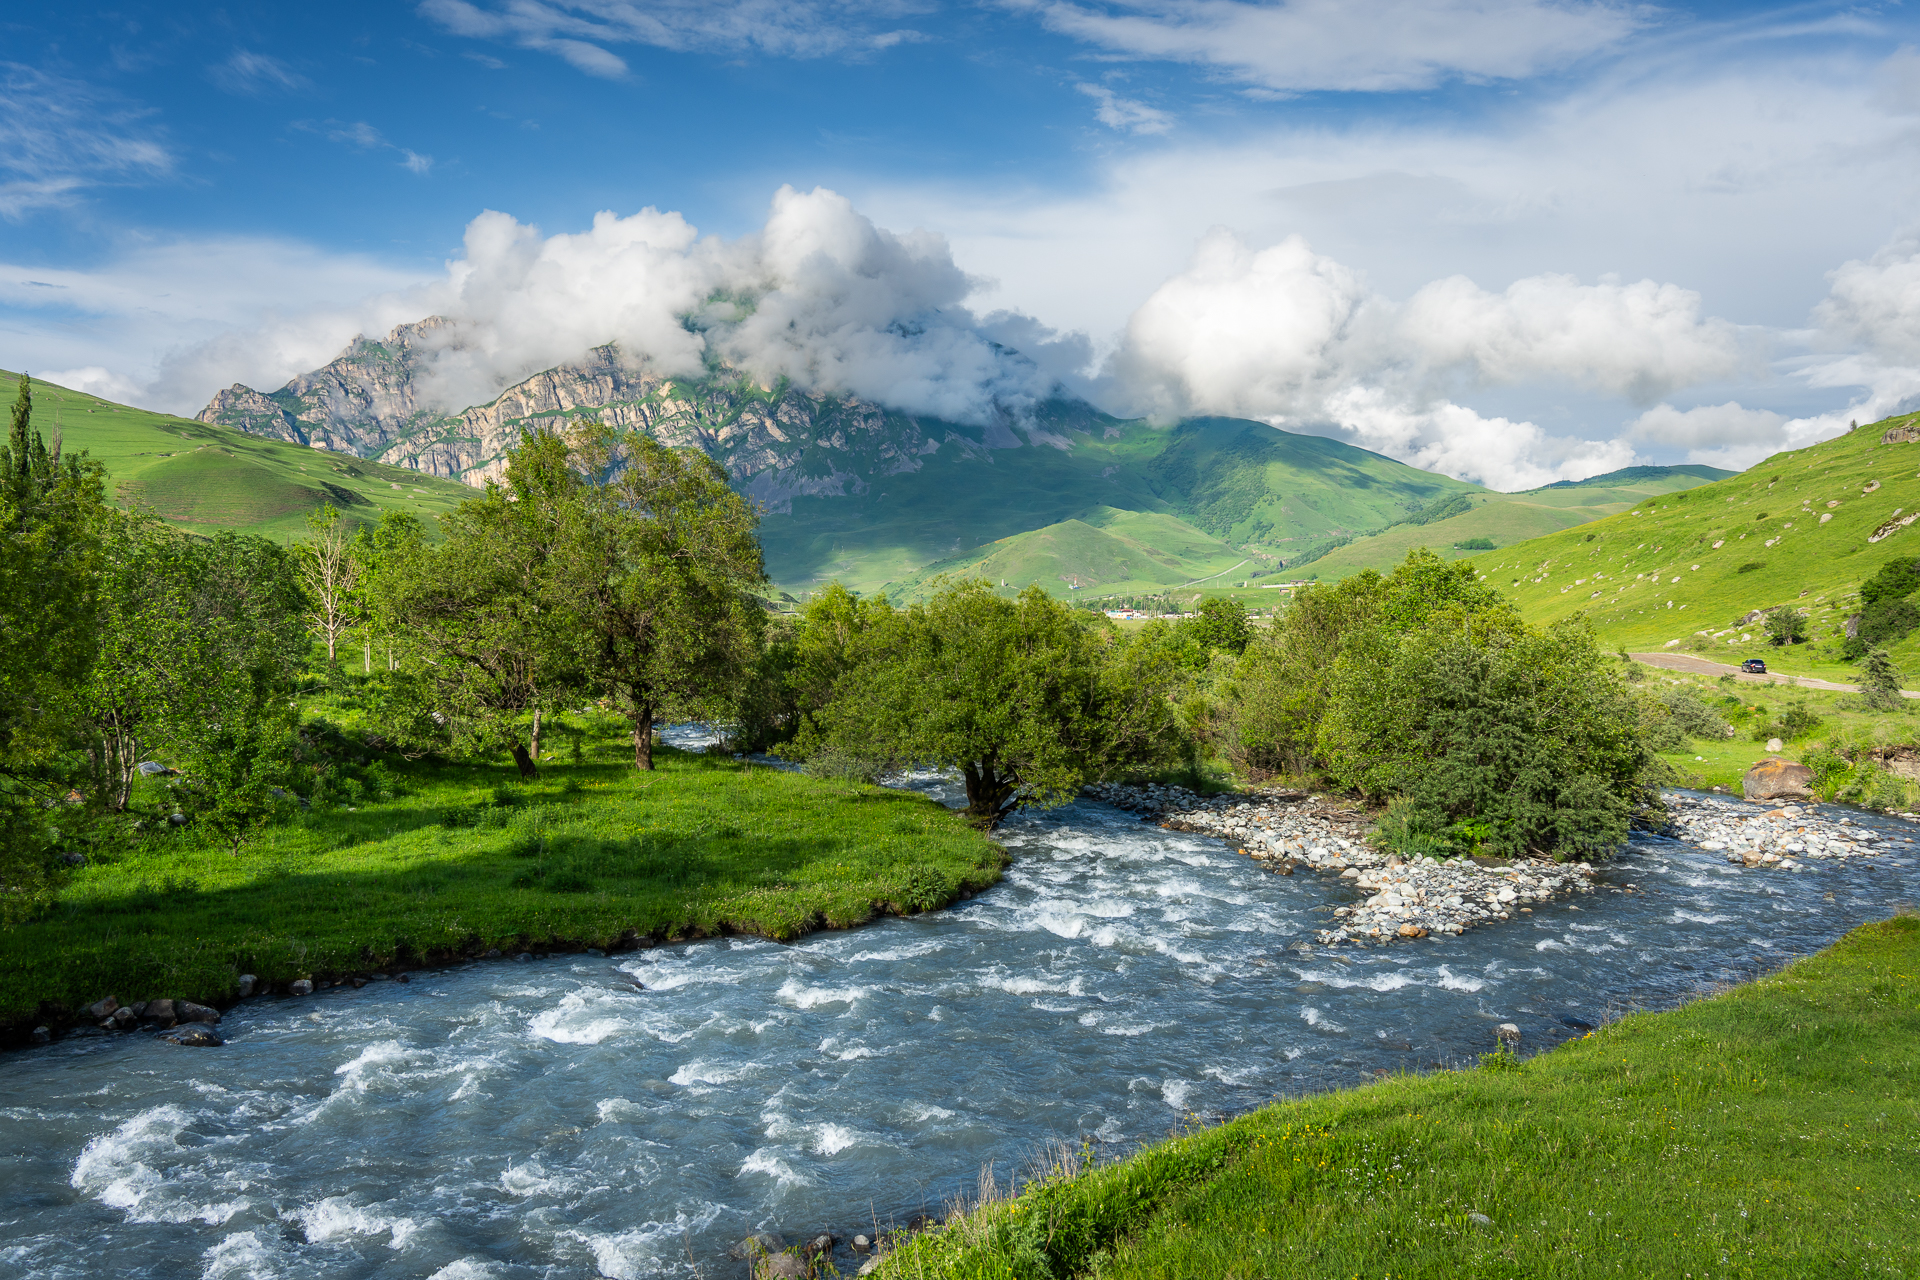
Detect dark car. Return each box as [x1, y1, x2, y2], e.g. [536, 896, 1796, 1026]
[1740, 658, 1768, 674]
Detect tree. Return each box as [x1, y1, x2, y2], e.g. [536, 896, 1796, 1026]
[819, 581, 1185, 822]
[0, 375, 111, 916]
[732, 584, 896, 755]
[536, 422, 768, 770]
[1862, 647, 1905, 712]
[297, 504, 362, 664]
[384, 462, 580, 778]
[1179, 596, 1251, 655]
[352, 510, 428, 674]
[78, 527, 306, 848]
[1764, 604, 1808, 647]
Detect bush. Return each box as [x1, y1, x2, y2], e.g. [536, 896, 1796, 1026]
[1659, 685, 1730, 741]
[1736, 562, 1763, 573]
[1369, 797, 1456, 859]
[1862, 647, 1906, 711]
[1765, 605, 1808, 646]
[897, 863, 956, 912]
[1843, 558, 1920, 660]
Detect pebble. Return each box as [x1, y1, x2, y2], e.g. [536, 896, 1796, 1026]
[1666, 794, 1913, 870]
[288, 979, 313, 997]
[1083, 782, 1599, 946]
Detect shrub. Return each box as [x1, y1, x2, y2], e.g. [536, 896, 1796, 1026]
[1659, 685, 1730, 740]
[1862, 647, 1907, 711]
[1737, 562, 1763, 573]
[1764, 605, 1808, 646]
[897, 863, 956, 912]
[1370, 797, 1456, 859]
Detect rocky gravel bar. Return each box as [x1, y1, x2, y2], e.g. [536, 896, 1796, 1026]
[1083, 782, 1603, 945]
[1667, 793, 1919, 869]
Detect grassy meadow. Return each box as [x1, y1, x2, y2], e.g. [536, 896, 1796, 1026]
[0, 369, 473, 541]
[0, 711, 1006, 1032]
[1279, 466, 1730, 588]
[1479, 409, 1920, 679]
[880, 915, 1920, 1279]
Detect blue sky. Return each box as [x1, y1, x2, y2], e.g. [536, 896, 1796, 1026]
[5, 1, 1920, 487]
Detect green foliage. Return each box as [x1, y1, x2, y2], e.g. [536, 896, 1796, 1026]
[812, 580, 1187, 820]
[1736, 560, 1763, 573]
[1220, 551, 1658, 859]
[1765, 603, 1809, 646]
[1862, 647, 1906, 711]
[1453, 536, 1495, 550]
[1394, 492, 1474, 527]
[1656, 684, 1730, 742]
[1845, 559, 1920, 659]
[1176, 597, 1251, 656]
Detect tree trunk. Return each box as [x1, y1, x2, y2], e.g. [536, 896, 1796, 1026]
[530, 708, 542, 763]
[632, 703, 655, 770]
[363, 638, 371, 674]
[326, 630, 336, 663]
[961, 760, 1017, 822]
[510, 741, 540, 779]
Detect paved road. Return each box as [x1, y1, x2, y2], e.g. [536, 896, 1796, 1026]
[1629, 651, 1920, 698]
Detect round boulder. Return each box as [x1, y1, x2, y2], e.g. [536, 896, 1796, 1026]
[1743, 756, 1814, 802]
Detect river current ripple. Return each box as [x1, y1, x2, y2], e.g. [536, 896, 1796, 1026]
[4, 747, 1919, 1279]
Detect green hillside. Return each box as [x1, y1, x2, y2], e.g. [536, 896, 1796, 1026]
[765, 414, 1483, 596]
[1, 371, 473, 540]
[1281, 465, 1733, 584]
[1487, 410, 1920, 677]
[878, 507, 1246, 601]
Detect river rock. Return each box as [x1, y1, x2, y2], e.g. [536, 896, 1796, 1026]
[806, 1234, 835, 1256]
[1496, 1023, 1521, 1045]
[852, 1235, 872, 1253]
[30, 1026, 50, 1044]
[142, 998, 176, 1024]
[288, 979, 314, 997]
[111, 1007, 138, 1029]
[730, 1232, 786, 1260]
[161, 1024, 223, 1047]
[1744, 757, 1814, 802]
[859, 1257, 885, 1276]
[761, 1255, 806, 1279]
[86, 996, 119, 1020]
[236, 974, 256, 998]
[176, 1001, 220, 1025]
[1766, 737, 1784, 752]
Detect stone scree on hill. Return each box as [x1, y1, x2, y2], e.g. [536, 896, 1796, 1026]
[1666, 793, 1918, 867]
[1082, 783, 1607, 945]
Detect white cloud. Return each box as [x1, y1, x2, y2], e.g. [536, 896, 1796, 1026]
[1023, 0, 1645, 94]
[299, 120, 436, 176]
[418, 0, 927, 75]
[0, 64, 172, 218]
[1627, 400, 1785, 451]
[208, 50, 309, 95]
[1817, 233, 1920, 365]
[1100, 226, 1745, 486]
[1076, 83, 1174, 134]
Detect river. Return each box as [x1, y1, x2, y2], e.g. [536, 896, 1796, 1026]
[3, 747, 1916, 1279]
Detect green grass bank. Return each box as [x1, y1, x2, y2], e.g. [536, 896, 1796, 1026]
[880, 915, 1920, 1279]
[0, 738, 1006, 1036]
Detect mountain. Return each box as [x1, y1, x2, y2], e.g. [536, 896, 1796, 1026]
[879, 507, 1247, 601]
[1269, 464, 1734, 586]
[1487, 410, 1920, 672]
[0, 370, 474, 540]
[197, 321, 1487, 594]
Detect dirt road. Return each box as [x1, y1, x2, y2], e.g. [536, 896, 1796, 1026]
[1629, 651, 1920, 698]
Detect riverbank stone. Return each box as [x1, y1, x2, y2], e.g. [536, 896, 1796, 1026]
[288, 979, 313, 997]
[236, 974, 256, 998]
[1743, 756, 1814, 802]
[175, 1001, 220, 1025]
[86, 996, 118, 1020]
[160, 1024, 222, 1047]
[730, 1233, 786, 1260]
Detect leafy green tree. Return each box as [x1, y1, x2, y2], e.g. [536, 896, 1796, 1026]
[351, 509, 429, 675]
[538, 422, 768, 770]
[0, 375, 111, 916]
[1178, 597, 1251, 655]
[1844, 558, 1920, 659]
[79, 526, 306, 850]
[733, 584, 896, 755]
[1764, 604, 1808, 647]
[384, 455, 581, 778]
[1862, 647, 1905, 712]
[820, 580, 1185, 821]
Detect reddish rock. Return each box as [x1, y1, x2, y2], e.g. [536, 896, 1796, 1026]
[1743, 756, 1814, 802]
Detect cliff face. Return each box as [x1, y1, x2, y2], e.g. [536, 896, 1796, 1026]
[196, 318, 1047, 510]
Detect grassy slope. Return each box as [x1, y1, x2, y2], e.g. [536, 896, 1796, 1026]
[1276, 467, 1734, 584]
[0, 370, 472, 540]
[1487, 410, 1920, 679]
[0, 731, 1006, 1030]
[763, 416, 1481, 597]
[883, 916, 1920, 1279]
[878, 507, 1247, 601]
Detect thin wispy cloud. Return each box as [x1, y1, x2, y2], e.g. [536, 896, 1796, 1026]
[209, 49, 310, 95]
[301, 120, 436, 175]
[1076, 83, 1173, 133]
[0, 63, 172, 218]
[1024, 0, 1647, 93]
[418, 0, 930, 77]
